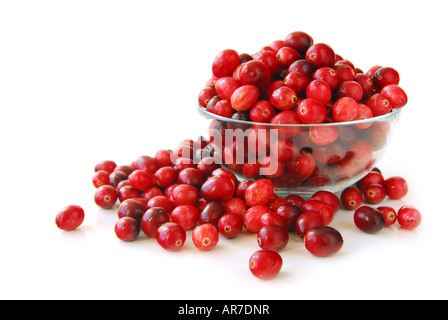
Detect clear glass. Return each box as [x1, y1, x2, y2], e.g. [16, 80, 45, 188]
[197, 105, 401, 197]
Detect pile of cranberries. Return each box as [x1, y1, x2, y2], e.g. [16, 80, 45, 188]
[56, 139, 422, 280]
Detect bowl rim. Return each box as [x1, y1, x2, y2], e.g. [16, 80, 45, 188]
[197, 104, 402, 127]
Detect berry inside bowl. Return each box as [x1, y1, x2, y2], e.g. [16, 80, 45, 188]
[197, 105, 401, 197]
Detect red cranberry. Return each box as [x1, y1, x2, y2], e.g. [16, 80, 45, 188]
[332, 97, 359, 122]
[236, 180, 253, 199]
[380, 84, 407, 108]
[154, 166, 177, 188]
[270, 86, 298, 111]
[312, 67, 339, 90]
[341, 187, 363, 210]
[134, 155, 159, 175]
[336, 81, 363, 102]
[377, 206, 397, 226]
[212, 49, 240, 78]
[142, 186, 163, 201]
[230, 85, 260, 111]
[299, 200, 334, 226]
[243, 205, 272, 233]
[171, 184, 199, 206]
[269, 110, 302, 138]
[114, 165, 134, 177]
[239, 60, 271, 89]
[306, 79, 332, 105]
[286, 150, 316, 181]
[218, 213, 243, 238]
[309, 125, 339, 146]
[244, 178, 274, 207]
[117, 199, 147, 222]
[199, 201, 225, 227]
[192, 223, 219, 251]
[397, 205, 422, 230]
[285, 31, 313, 54]
[257, 225, 289, 252]
[156, 222, 186, 252]
[271, 139, 300, 162]
[269, 40, 285, 53]
[364, 184, 387, 204]
[109, 170, 128, 188]
[223, 197, 248, 216]
[260, 211, 288, 230]
[275, 204, 301, 231]
[355, 103, 373, 129]
[200, 174, 235, 201]
[147, 195, 174, 213]
[92, 170, 111, 188]
[297, 98, 327, 124]
[253, 50, 280, 75]
[287, 59, 314, 78]
[196, 157, 220, 178]
[333, 64, 355, 82]
[354, 73, 374, 97]
[285, 194, 305, 208]
[154, 150, 173, 168]
[357, 171, 385, 192]
[295, 210, 324, 239]
[276, 46, 300, 68]
[114, 217, 140, 242]
[249, 250, 283, 280]
[304, 226, 343, 257]
[95, 160, 117, 174]
[128, 169, 153, 192]
[249, 100, 276, 123]
[177, 168, 203, 189]
[141, 207, 170, 237]
[170, 205, 199, 230]
[284, 71, 310, 96]
[94, 185, 118, 209]
[366, 93, 392, 117]
[117, 185, 140, 203]
[310, 190, 341, 212]
[198, 86, 216, 108]
[305, 43, 335, 68]
[213, 99, 234, 118]
[55, 205, 84, 231]
[354, 206, 385, 234]
[383, 176, 408, 199]
[215, 76, 242, 100]
[373, 67, 400, 89]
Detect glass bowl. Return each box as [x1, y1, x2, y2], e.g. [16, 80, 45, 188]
[197, 105, 401, 197]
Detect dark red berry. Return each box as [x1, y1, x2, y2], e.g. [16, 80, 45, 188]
[117, 198, 147, 222]
[304, 226, 343, 257]
[295, 210, 324, 239]
[115, 217, 140, 242]
[354, 206, 385, 234]
[377, 206, 397, 226]
[257, 225, 289, 252]
[141, 207, 170, 238]
[341, 187, 363, 210]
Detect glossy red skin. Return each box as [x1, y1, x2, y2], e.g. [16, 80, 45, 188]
[363, 184, 387, 204]
[239, 60, 271, 89]
[95, 160, 117, 174]
[366, 93, 392, 117]
[340, 187, 363, 210]
[336, 81, 363, 102]
[170, 205, 199, 230]
[249, 100, 276, 123]
[285, 194, 305, 208]
[55, 205, 84, 231]
[356, 171, 385, 192]
[218, 213, 243, 238]
[192, 223, 219, 251]
[198, 86, 217, 108]
[312, 67, 339, 89]
[295, 210, 324, 239]
[230, 85, 260, 112]
[244, 178, 275, 207]
[354, 206, 385, 234]
[286, 151, 316, 181]
[297, 98, 327, 124]
[141, 208, 170, 237]
[270, 86, 298, 111]
[223, 197, 248, 216]
[309, 125, 339, 146]
[117, 185, 140, 203]
[199, 201, 225, 227]
[397, 206, 422, 230]
[147, 195, 174, 214]
[154, 166, 177, 188]
[275, 204, 301, 231]
[305, 43, 336, 68]
[284, 71, 310, 96]
[373, 67, 400, 89]
[306, 79, 332, 105]
[200, 174, 235, 201]
[377, 206, 397, 226]
[94, 185, 118, 209]
[257, 225, 289, 251]
[249, 250, 283, 280]
[276, 46, 300, 68]
[212, 49, 240, 78]
[156, 222, 186, 252]
[215, 76, 242, 100]
[285, 31, 313, 54]
[243, 205, 272, 233]
[383, 176, 408, 199]
[115, 217, 140, 242]
[332, 97, 359, 122]
[380, 84, 407, 108]
[304, 226, 343, 257]
[310, 191, 341, 212]
[172, 184, 199, 207]
[117, 199, 147, 222]
[299, 200, 334, 226]
[260, 212, 288, 230]
[128, 169, 154, 192]
[270, 110, 302, 138]
[92, 170, 111, 188]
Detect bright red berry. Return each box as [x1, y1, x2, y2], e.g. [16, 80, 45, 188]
[55, 205, 85, 231]
[397, 206, 422, 230]
[249, 250, 283, 280]
[192, 223, 219, 251]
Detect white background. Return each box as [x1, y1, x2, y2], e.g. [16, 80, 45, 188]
[1, 0, 447, 300]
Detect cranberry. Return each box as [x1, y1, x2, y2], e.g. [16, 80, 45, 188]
[109, 170, 128, 188]
[300, 200, 334, 226]
[55, 205, 84, 231]
[304, 226, 343, 257]
[383, 176, 408, 199]
[260, 211, 288, 230]
[114, 165, 134, 177]
[341, 187, 363, 210]
[198, 86, 217, 108]
[215, 76, 242, 100]
[199, 201, 225, 227]
[213, 99, 234, 118]
[192, 223, 219, 251]
[295, 210, 324, 239]
[92, 170, 111, 188]
[200, 174, 235, 201]
[196, 157, 220, 178]
[366, 93, 392, 117]
[336, 81, 363, 102]
[147, 195, 174, 213]
[117, 185, 141, 203]
[249, 250, 283, 280]
[95, 160, 117, 174]
[142, 186, 163, 200]
[173, 158, 196, 173]
[154, 166, 177, 188]
[218, 213, 243, 238]
[223, 197, 248, 216]
[306, 79, 332, 105]
[134, 155, 159, 175]
[285, 31, 313, 54]
[259, 155, 285, 178]
[94, 185, 118, 209]
[171, 184, 199, 206]
[269, 110, 302, 138]
[243, 205, 272, 233]
[239, 60, 271, 89]
[285, 194, 305, 208]
[141, 207, 170, 237]
[269, 40, 285, 53]
[305, 43, 335, 68]
[270, 86, 298, 111]
[331, 97, 359, 122]
[286, 150, 316, 181]
[156, 222, 186, 252]
[117, 198, 147, 222]
[354, 206, 385, 234]
[333, 64, 355, 82]
[373, 67, 400, 89]
[364, 184, 387, 204]
[380, 84, 407, 108]
[357, 171, 385, 192]
[311, 190, 341, 212]
[128, 169, 153, 192]
[297, 98, 327, 124]
[312, 67, 339, 90]
[275, 204, 301, 231]
[212, 49, 240, 78]
[244, 178, 274, 207]
[355, 104, 373, 129]
[397, 205, 422, 230]
[276, 46, 300, 68]
[284, 71, 310, 96]
[230, 85, 260, 111]
[253, 50, 280, 75]
[115, 217, 140, 242]
[377, 206, 397, 226]
[170, 205, 199, 230]
[154, 150, 173, 168]
[271, 138, 300, 162]
[177, 168, 203, 189]
[309, 125, 339, 146]
[249, 100, 276, 123]
[257, 225, 289, 251]
[354, 73, 374, 97]
[287, 59, 314, 78]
